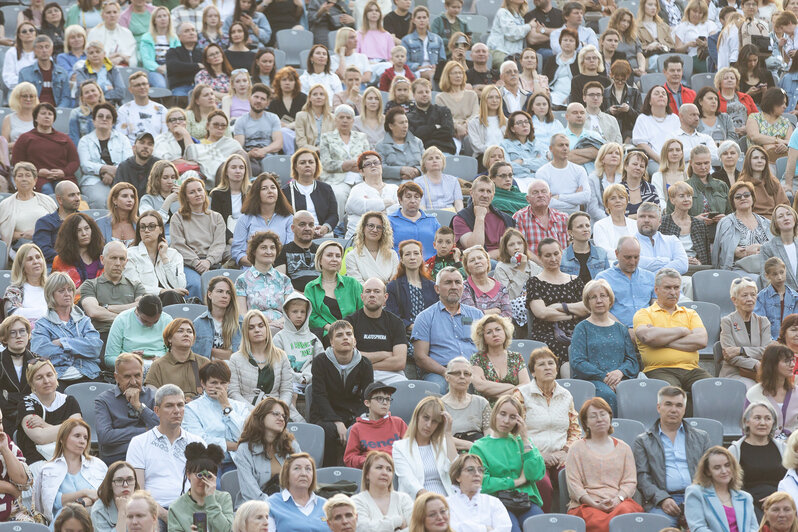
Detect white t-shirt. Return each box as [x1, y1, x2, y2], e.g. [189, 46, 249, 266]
[231, 192, 242, 220]
[786, 242, 797, 275]
[486, 116, 504, 147]
[116, 100, 168, 144]
[295, 182, 318, 223]
[17, 283, 46, 325]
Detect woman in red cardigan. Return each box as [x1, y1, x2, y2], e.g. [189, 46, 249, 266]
[10, 102, 79, 195]
[715, 66, 759, 140]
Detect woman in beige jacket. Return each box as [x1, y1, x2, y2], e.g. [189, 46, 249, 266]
[228, 308, 305, 421]
[294, 84, 335, 151]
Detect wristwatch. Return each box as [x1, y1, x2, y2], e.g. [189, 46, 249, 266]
[541, 27, 547, 35]
[223, 407, 232, 416]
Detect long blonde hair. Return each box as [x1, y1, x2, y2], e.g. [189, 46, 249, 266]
[659, 138, 686, 174]
[301, 84, 333, 119]
[404, 396, 448, 456]
[354, 211, 394, 257]
[240, 309, 284, 367]
[11, 243, 47, 287]
[149, 6, 176, 40]
[361, 86, 385, 124]
[408, 493, 454, 532]
[478, 84, 506, 128]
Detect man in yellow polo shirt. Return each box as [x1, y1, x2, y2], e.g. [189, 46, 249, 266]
[633, 268, 711, 414]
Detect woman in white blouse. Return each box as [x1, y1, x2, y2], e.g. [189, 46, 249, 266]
[344, 211, 400, 284]
[586, 142, 623, 221]
[0, 162, 56, 254]
[446, 453, 512, 532]
[672, 0, 717, 72]
[632, 85, 681, 165]
[344, 150, 398, 238]
[466, 84, 507, 161]
[86, 1, 137, 67]
[299, 44, 343, 106]
[3, 243, 48, 327]
[352, 451, 413, 532]
[592, 183, 638, 260]
[2, 23, 37, 91]
[413, 147, 464, 211]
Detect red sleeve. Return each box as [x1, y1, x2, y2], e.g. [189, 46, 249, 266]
[452, 215, 471, 247]
[10, 134, 28, 167]
[62, 134, 80, 181]
[379, 70, 392, 92]
[739, 92, 759, 115]
[343, 424, 366, 468]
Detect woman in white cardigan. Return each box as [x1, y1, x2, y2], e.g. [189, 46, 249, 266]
[392, 396, 457, 498]
[591, 183, 638, 260]
[35, 418, 108, 523]
[344, 151, 398, 238]
[227, 309, 304, 421]
[0, 162, 57, 253]
[344, 211, 399, 284]
[352, 451, 413, 532]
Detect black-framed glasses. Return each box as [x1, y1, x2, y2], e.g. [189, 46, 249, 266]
[112, 477, 135, 487]
[140, 223, 159, 232]
[361, 160, 381, 169]
[733, 192, 752, 200]
[369, 396, 392, 404]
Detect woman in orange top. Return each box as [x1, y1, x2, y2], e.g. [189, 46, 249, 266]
[52, 212, 104, 291]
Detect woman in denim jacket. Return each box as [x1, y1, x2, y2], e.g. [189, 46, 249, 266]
[560, 211, 610, 282]
[193, 275, 243, 360]
[400, 6, 444, 79]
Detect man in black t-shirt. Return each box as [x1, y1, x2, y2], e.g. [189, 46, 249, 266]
[345, 278, 408, 385]
[523, 0, 563, 59]
[384, 0, 412, 40]
[466, 43, 500, 95]
[275, 210, 320, 291]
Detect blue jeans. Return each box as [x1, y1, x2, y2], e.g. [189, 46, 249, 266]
[649, 493, 684, 528]
[184, 266, 202, 299]
[148, 71, 167, 88]
[421, 371, 448, 393]
[508, 503, 543, 532]
[171, 84, 192, 97]
[39, 181, 55, 195]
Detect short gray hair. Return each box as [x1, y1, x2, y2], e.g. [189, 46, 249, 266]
[44, 271, 75, 309]
[102, 240, 127, 257]
[155, 384, 184, 407]
[446, 356, 471, 369]
[719, 140, 741, 158]
[499, 60, 516, 75]
[637, 202, 661, 216]
[730, 277, 757, 299]
[526, 179, 549, 195]
[233, 501, 271, 532]
[742, 402, 778, 438]
[654, 267, 682, 287]
[435, 266, 463, 285]
[333, 104, 355, 117]
[34, 35, 53, 46]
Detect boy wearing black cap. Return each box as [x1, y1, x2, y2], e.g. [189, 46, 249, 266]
[343, 381, 407, 469]
[114, 131, 160, 198]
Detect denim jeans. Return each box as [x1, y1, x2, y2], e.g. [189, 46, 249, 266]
[184, 266, 202, 299]
[507, 503, 543, 532]
[648, 493, 684, 528]
[148, 71, 168, 88]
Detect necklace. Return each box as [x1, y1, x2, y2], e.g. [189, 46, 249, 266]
[627, 182, 642, 191]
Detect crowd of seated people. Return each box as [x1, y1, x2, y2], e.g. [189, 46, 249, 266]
[13, 0, 798, 530]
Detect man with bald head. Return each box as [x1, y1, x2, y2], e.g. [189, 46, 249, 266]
[672, 103, 719, 164]
[80, 241, 145, 338]
[34, 180, 81, 265]
[345, 277, 408, 385]
[596, 236, 656, 329]
[276, 210, 320, 291]
[165, 23, 203, 96]
[513, 179, 568, 263]
[466, 43, 500, 95]
[535, 133, 590, 215]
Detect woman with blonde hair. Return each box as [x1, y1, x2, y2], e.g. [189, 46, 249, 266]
[228, 310, 300, 416]
[138, 6, 178, 88]
[221, 69, 251, 120]
[186, 84, 222, 141]
[393, 396, 457, 497]
[184, 110, 244, 180]
[86, 2, 136, 67]
[295, 84, 335, 151]
[470, 313, 529, 402]
[345, 210, 399, 283]
[715, 66, 759, 137]
[761, 204, 798, 291]
[717, 12, 742, 70]
[621, 150, 658, 216]
[758, 491, 798, 532]
[592, 184, 639, 259]
[56, 24, 87, 94]
[357, 0, 395, 62]
[586, 142, 623, 220]
[232, 500, 272, 532]
[267, 452, 327, 531]
[2, 82, 37, 152]
[568, 45, 610, 107]
[332, 27, 371, 83]
[609, 8, 646, 77]
[67, 80, 102, 146]
[413, 147, 464, 211]
[660, 180, 711, 266]
[352, 451, 413, 531]
[672, 0, 716, 72]
[436, 61, 478, 143]
[518, 48, 548, 94]
[461, 245, 511, 318]
[192, 275, 240, 360]
[408, 492, 454, 532]
[334, 66, 363, 114]
[153, 107, 199, 166]
[197, 5, 228, 50]
[686, 446, 757, 532]
[485, 0, 534, 67]
[651, 139, 688, 206]
[210, 153, 250, 240]
[467, 84, 507, 160]
[3, 243, 47, 326]
[354, 86, 385, 148]
[139, 160, 179, 234]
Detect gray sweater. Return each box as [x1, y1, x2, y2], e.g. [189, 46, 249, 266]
[170, 210, 227, 269]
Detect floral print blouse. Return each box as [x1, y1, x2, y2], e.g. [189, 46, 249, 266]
[194, 70, 230, 102]
[470, 350, 528, 390]
[234, 266, 293, 324]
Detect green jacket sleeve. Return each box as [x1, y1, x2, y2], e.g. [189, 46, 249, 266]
[204, 492, 234, 532]
[470, 439, 515, 494]
[521, 441, 546, 484]
[304, 280, 331, 333]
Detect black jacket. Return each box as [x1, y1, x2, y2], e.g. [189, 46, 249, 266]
[407, 103, 456, 154]
[282, 180, 339, 231]
[268, 92, 307, 122]
[165, 46, 203, 89]
[114, 155, 160, 199]
[601, 83, 642, 141]
[0, 349, 33, 431]
[210, 188, 236, 241]
[309, 351, 373, 426]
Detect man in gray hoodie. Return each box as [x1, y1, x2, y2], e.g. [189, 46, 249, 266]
[309, 320, 374, 466]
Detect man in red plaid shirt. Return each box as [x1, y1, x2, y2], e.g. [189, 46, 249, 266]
[513, 179, 569, 264]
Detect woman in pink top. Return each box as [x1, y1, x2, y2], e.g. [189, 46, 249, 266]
[357, 0, 394, 62]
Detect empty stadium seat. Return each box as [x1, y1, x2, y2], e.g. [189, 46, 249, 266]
[287, 422, 324, 466]
[608, 513, 673, 531]
[316, 466, 362, 490]
[556, 379, 596, 412]
[511, 339, 546, 366]
[692, 378, 746, 437]
[163, 303, 206, 321]
[64, 382, 115, 443]
[692, 269, 744, 315]
[616, 379, 669, 427]
[609, 418, 645, 447]
[391, 380, 441, 422]
[524, 514, 586, 532]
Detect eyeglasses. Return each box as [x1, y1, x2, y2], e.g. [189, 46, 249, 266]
[365, 223, 383, 231]
[167, 116, 186, 124]
[514, 120, 530, 126]
[369, 396, 392, 404]
[268, 411, 287, 420]
[496, 172, 513, 179]
[8, 328, 28, 338]
[209, 121, 227, 128]
[95, 114, 113, 121]
[733, 192, 752, 200]
[140, 223, 159, 232]
[447, 370, 472, 377]
[20, 29, 35, 34]
[112, 477, 135, 487]
[462, 466, 484, 474]
[361, 160, 381, 169]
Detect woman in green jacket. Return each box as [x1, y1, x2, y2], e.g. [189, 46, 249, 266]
[167, 442, 234, 532]
[469, 394, 546, 531]
[304, 239, 363, 346]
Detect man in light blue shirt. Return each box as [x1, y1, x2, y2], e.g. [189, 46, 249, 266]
[635, 202, 689, 274]
[548, 2, 598, 55]
[105, 295, 172, 368]
[596, 236, 656, 328]
[563, 105, 604, 175]
[411, 267, 484, 392]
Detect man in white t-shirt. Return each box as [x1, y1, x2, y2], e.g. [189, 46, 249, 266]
[535, 133, 591, 215]
[116, 71, 167, 144]
[671, 103, 719, 164]
[126, 384, 204, 521]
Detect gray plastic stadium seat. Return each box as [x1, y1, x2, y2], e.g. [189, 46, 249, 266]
[460, 14, 489, 37]
[163, 303, 206, 321]
[475, 0, 501, 23]
[445, 155, 478, 181]
[609, 418, 646, 448]
[54, 108, 71, 134]
[391, 380, 441, 423]
[692, 378, 746, 437]
[427, 0, 445, 14]
[0, 270, 11, 297]
[64, 382, 115, 443]
[640, 73, 666, 95]
[691, 73, 715, 92]
[609, 513, 674, 531]
[273, 49, 286, 70]
[304, 383, 313, 420]
[0, 241, 7, 269]
[219, 470, 241, 508]
[599, 16, 610, 33]
[616, 379, 669, 427]
[85, 209, 109, 220]
[288, 422, 324, 466]
[316, 466, 362, 490]
[0, 523, 51, 532]
[712, 341, 722, 377]
[692, 269, 744, 315]
[511, 339, 546, 366]
[683, 301, 721, 356]
[429, 209, 455, 227]
[276, 29, 313, 67]
[200, 269, 244, 297]
[557, 468, 569, 513]
[261, 155, 292, 185]
[685, 417, 724, 447]
[524, 514, 586, 532]
[556, 379, 596, 412]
